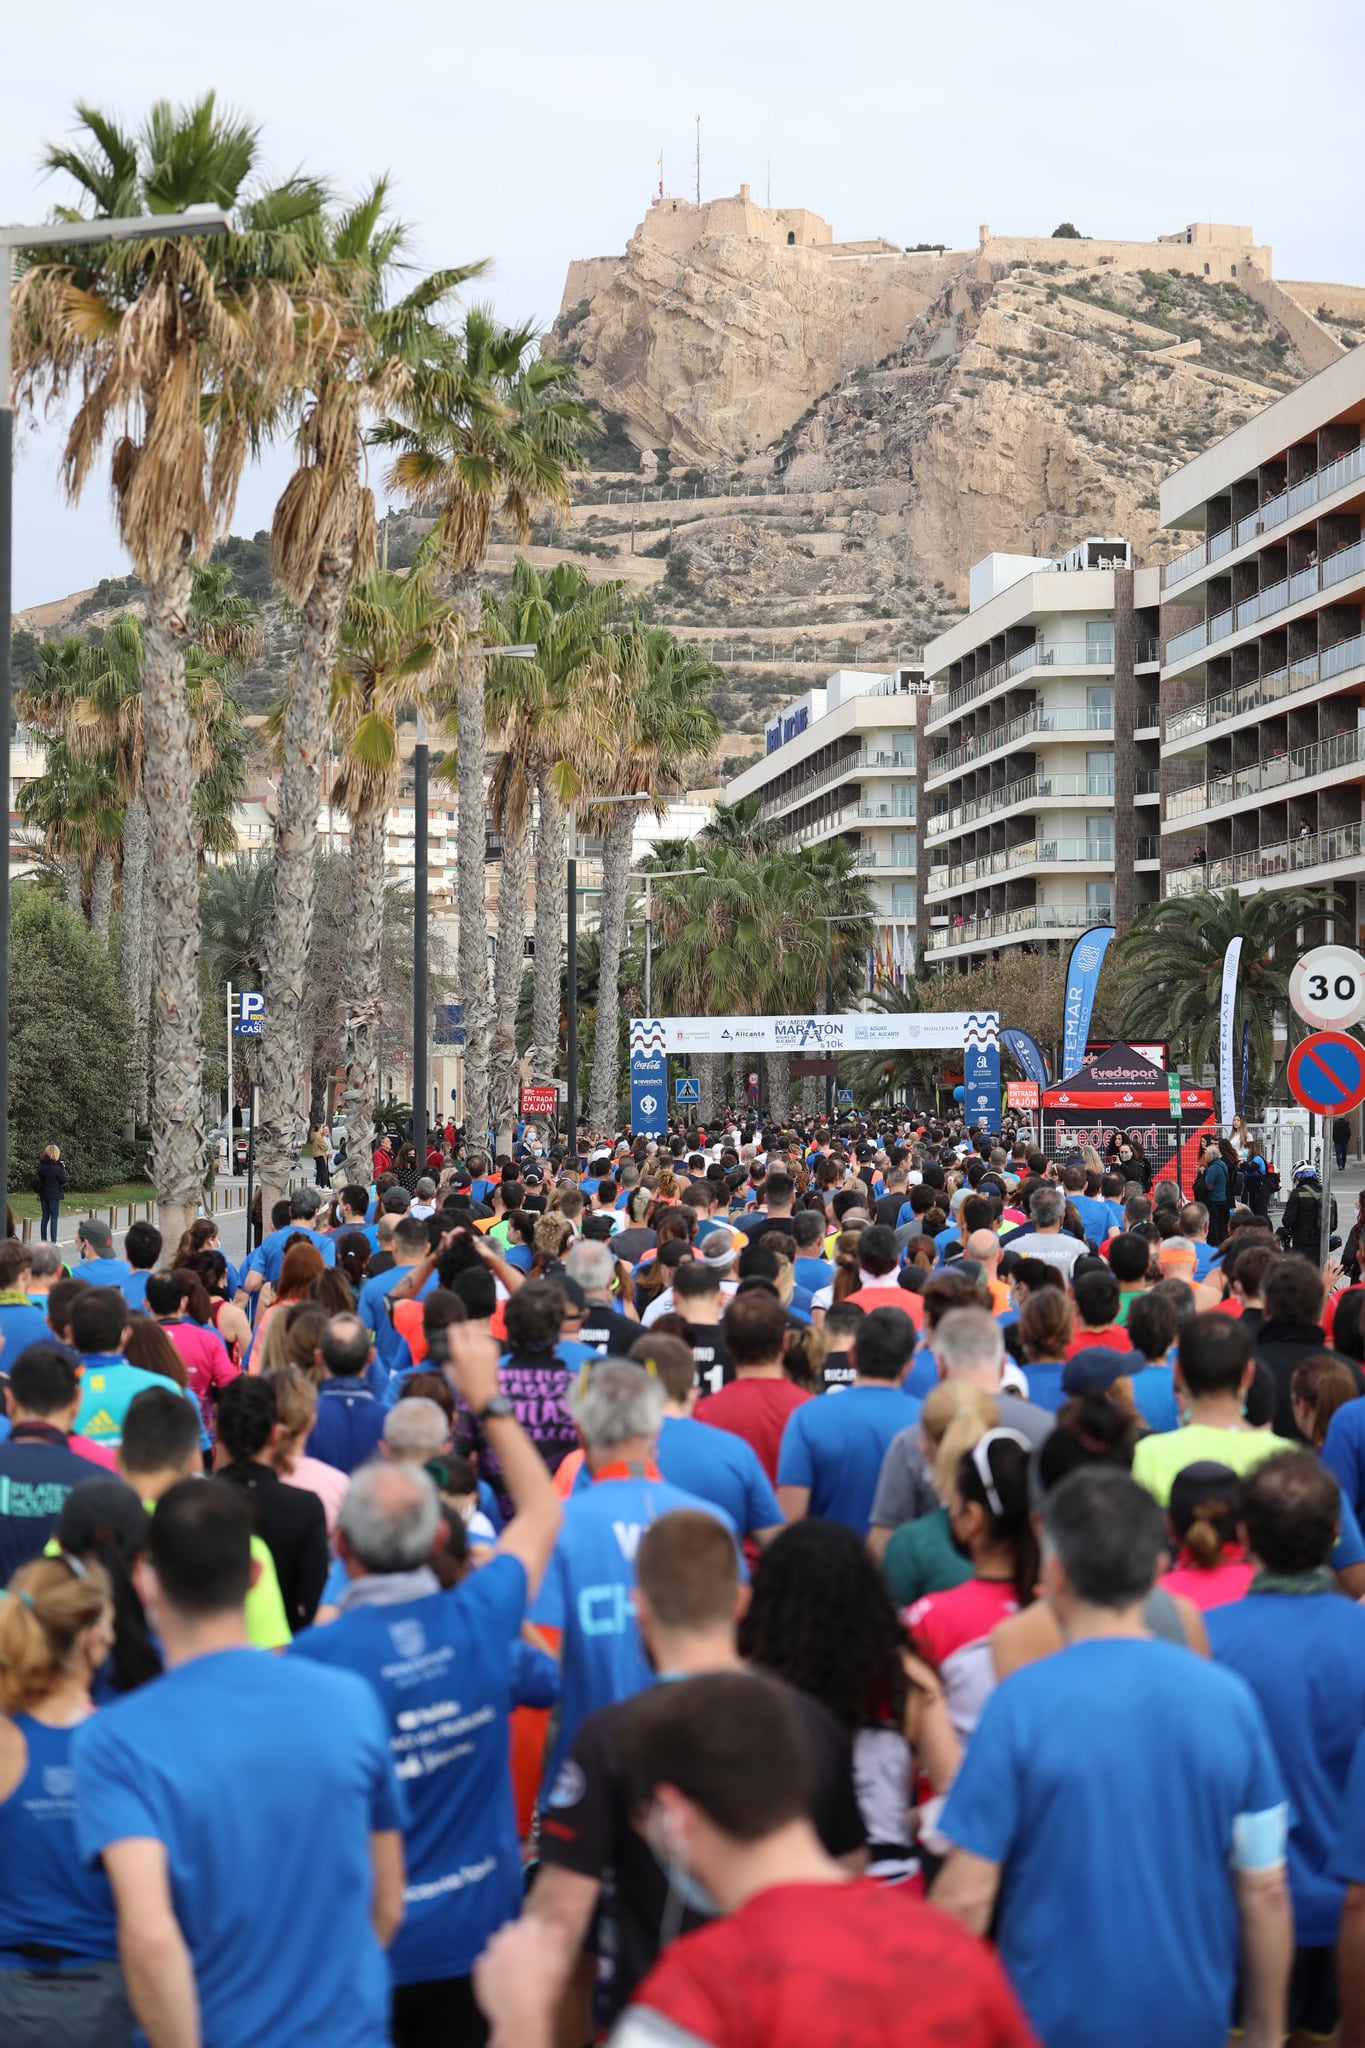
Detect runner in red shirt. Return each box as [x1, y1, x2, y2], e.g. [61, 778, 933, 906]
[694, 1292, 808, 1481]
[474, 1670, 1036, 2048]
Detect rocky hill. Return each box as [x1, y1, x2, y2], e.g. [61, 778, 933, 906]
[539, 202, 1365, 761]
[21, 205, 1365, 779]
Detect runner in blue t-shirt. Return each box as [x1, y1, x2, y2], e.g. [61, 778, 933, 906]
[292, 1326, 562, 2034]
[775, 1308, 921, 1537]
[73, 1481, 405, 2048]
[530, 1359, 737, 1795]
[1207, 1451, 1365, 2036]
[934, 1467, 1288, 2048]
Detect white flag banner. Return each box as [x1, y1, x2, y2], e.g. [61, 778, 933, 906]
[1219, 936, 1243, 1135]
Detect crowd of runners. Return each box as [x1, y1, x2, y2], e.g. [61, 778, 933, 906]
[2, 1110, 1365, 2046]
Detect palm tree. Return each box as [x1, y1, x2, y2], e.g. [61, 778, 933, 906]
[330, 561, 460, 1167]
[14, 94, 330, 1240]
[254, 189, 482, 1209]
[586, 627, 721, 1131]
[1116, 885, 1342, 1097]
[201, 855, 276, 992]
[476, 560, 621, 1147]
[378, 309, 594, 1145]
[59, 581, 253, 1120]
[15, 638, 99, 918]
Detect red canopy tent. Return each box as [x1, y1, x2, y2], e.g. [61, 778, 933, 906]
[1040, 1041, 1214, 1195]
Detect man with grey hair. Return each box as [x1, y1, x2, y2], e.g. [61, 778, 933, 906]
[530, 1360, 739, 1806]
[289, 1325, 560, 2045]
[25, 1241, 64, 1298]
[381, 1395, 451, 1465]
[309, 1314, 385, 1475]
[564, 1240, 639, 1357]
[1017, 1185, 1086, 1279]
[866, 1306, 1052, 1561]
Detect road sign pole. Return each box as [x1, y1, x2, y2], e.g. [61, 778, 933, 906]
[245, 1073, 260, 1250]
[1321, 1135, 1335, 1274]
[226, 982, 234, 1161]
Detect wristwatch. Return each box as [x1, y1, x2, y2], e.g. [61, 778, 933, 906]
[472, 1395, 515, 1423]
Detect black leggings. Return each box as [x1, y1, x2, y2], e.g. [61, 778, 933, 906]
[392, 1975, 489, 2048]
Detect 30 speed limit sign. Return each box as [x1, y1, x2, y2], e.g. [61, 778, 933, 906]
[1289, 945, 1365, 1031]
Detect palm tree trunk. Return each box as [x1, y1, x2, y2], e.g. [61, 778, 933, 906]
[256, 544, 350, 1214]
[64, 855, 83, 920]
[801, 1072, 821, 1117]
[142, 558, 206, 1249]
[341, 806, 385, 1171]
[531, 759, 565, 1088]
[767, 1051, 792, 1123]
[121, 794, 150, 1123]
[91, 848, 114, 945]
[490, 799, 533, 1157]
[697, 1052, 722, 1122]
[136, 853, 154, 1124]
[588, 808, 633, 1133]
[455, 610, 491, 1147]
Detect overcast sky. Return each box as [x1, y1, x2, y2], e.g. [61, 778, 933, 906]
[8, 0, 1364, 608]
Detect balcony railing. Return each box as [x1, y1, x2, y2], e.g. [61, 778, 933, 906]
[1135, 769, 1162, 795]
[1165, 821, 1365, 896]
[757, 747, 915, 820]
[928, 640, 1114, 725]
[927, 838, 1115, 894]
[1136, 836, 1161, 861]
[1164, 630, 1365, 743]
[927, 902, 1101, 951]
[855, 846, 918, 869]
[926, 771, 1116, 839]
[925, 705, 1113, 781]
[1164, 537, 1365, 668]
[1164, 723, 1365, 821]
[1162, 441, 1365, 589]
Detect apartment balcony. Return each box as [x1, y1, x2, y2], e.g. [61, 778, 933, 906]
[1163, 724, 1365, 826]
[1162, 439, 1365, 592]
[926, 902, 1100, 953]
[1135, 770, 1161, 802]
[1136, 836, 1162, 865]
[926, 771, 1116, 841]
[757, 748, 915, 822]
[927, 838, 1115, 897]
[924, 706, 1114, 788]
[1164, 536, 1365, 671]
[1163, 631, 1365, 749]
[854, 846, 919, 871]
[1165, 821, 1364, 897]
[783, 799, 915, 849]
[1135, 637, 1161, 666]
[925, 641, 1115, 732]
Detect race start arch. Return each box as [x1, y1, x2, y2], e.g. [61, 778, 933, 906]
[628, 1014, 1000, 1136]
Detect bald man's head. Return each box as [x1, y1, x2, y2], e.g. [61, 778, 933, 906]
[965, 1228, 1000, 1269]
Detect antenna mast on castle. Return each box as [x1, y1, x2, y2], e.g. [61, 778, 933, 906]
[658, 149, 664, 200]
[695, 114, 700, 205]
[767, 158, 771, 207]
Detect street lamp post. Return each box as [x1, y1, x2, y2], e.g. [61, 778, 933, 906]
[818, 912, 873, 1119]
[628, 866, 705, 1017]
[565, 792, 650, 1157]
[0, 204, 229, 1226]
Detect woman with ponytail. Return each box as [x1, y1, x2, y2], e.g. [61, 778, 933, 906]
[1158, 1462, 1253, 1612]
[0, 1554, 133, 2044]
[906, 1429, 1038, 1750]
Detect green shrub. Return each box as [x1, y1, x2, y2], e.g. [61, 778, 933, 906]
[9, 887, 138, 1189]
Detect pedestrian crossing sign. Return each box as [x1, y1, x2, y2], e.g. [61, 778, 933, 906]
[675, 1077, 701, 1104]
